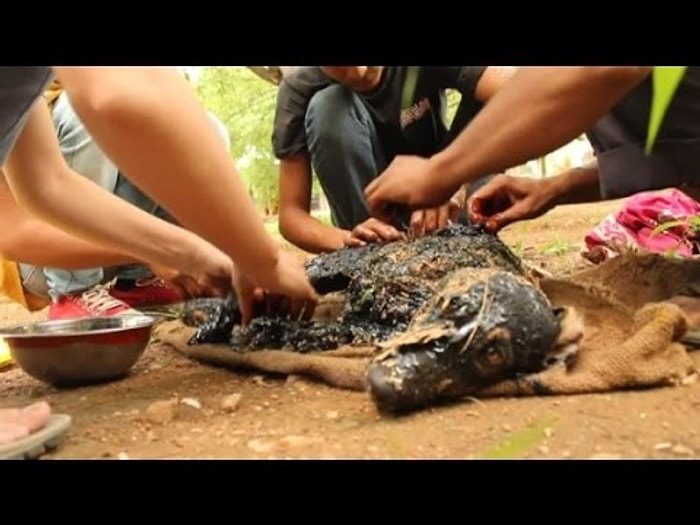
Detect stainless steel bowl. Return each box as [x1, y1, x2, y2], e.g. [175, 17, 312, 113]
[0, 315, 156, 387]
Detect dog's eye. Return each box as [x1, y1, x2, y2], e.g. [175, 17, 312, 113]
[484, 346, 505, 366]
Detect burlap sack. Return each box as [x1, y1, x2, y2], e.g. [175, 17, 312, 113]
[155, 253, 699, 397]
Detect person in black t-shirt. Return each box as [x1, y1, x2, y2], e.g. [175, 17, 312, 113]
[363, 67, 700, 233]
[271, 66, 516, 254]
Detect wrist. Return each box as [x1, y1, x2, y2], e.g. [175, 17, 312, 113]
[336, 228, 352, 248]
[247, 243, 281, 288]
[545, 171, 577, 207]
[239, 248, 281, 292]
[302, 225, 348, 253]
[426, 152, 465, 203]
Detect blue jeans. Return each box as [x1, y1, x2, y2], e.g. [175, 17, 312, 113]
[20, 93, 231, 301]
[304, 85, 389, 230]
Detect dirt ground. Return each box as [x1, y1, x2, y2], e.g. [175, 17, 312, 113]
[2, 199, 700, 460]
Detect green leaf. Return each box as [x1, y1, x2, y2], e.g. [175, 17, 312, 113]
[688, 215, 700, 232]
[649, 218, 686, 239]
[646, 67, 687, 154]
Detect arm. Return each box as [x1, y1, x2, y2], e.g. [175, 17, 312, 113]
[1, 175, 211, 298]
[467, 159, 602, 231]
[430, 67, 652, 203]
[53, 66, 281, 289]
[0, 176, 138, 268]
[432, 66, 516, 107]
[473, 66, 518, 102]
[278, 155, 350, 254]
[548, 159, 601, 207]
[4, 100, 230, 288]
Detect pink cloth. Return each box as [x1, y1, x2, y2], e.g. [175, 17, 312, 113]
[584, 189, 700, 263]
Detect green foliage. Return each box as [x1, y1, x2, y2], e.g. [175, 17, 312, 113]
[193, 67, 322, 214]
[195, 67, 276, 163]
[646, 67, 687, 154]
[194, 67, 278, 212]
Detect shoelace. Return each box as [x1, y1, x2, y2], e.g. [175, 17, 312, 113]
[78, 285, 131, 315]
[135, 277, 167, 288]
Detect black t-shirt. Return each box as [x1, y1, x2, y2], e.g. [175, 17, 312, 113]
[272, 66, 487, 161]
[586, 66, 700, 198]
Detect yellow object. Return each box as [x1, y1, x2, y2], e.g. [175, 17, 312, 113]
[44, 79, 64, 110]
[0, 337, 12, 368]
[0, 259, 49, 311]
[0, 259, 48, 369]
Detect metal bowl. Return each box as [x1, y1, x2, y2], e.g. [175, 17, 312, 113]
[0, 315, 156, 388]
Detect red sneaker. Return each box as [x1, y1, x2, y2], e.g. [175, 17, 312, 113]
[48, 285, 138, 320]
[109, 277, 183, 308]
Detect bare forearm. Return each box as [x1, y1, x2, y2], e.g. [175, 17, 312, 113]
[431, 67, 651, 196]
[2, 209, 136, 268]
[0, 176, 136, 268]
[279, 209, 348, 254]
[6, 167, 205, 273]
[549, 160, 601, 206]
[55, 67, 280, 285]
[4, 101, 216, 276]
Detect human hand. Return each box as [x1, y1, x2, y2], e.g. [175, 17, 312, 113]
[409, 197, 462, 237]
[467, 174, 556, 232]
[235, 249, 318, 325]
[232, 267, 260, 326]
[148, 262, 217, 301]
[343, 218, 404, 248]
[364, 155, 458, 223]
[185, 239, 235, 298]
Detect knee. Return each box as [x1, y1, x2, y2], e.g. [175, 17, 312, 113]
[305, 85, 366, 147]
